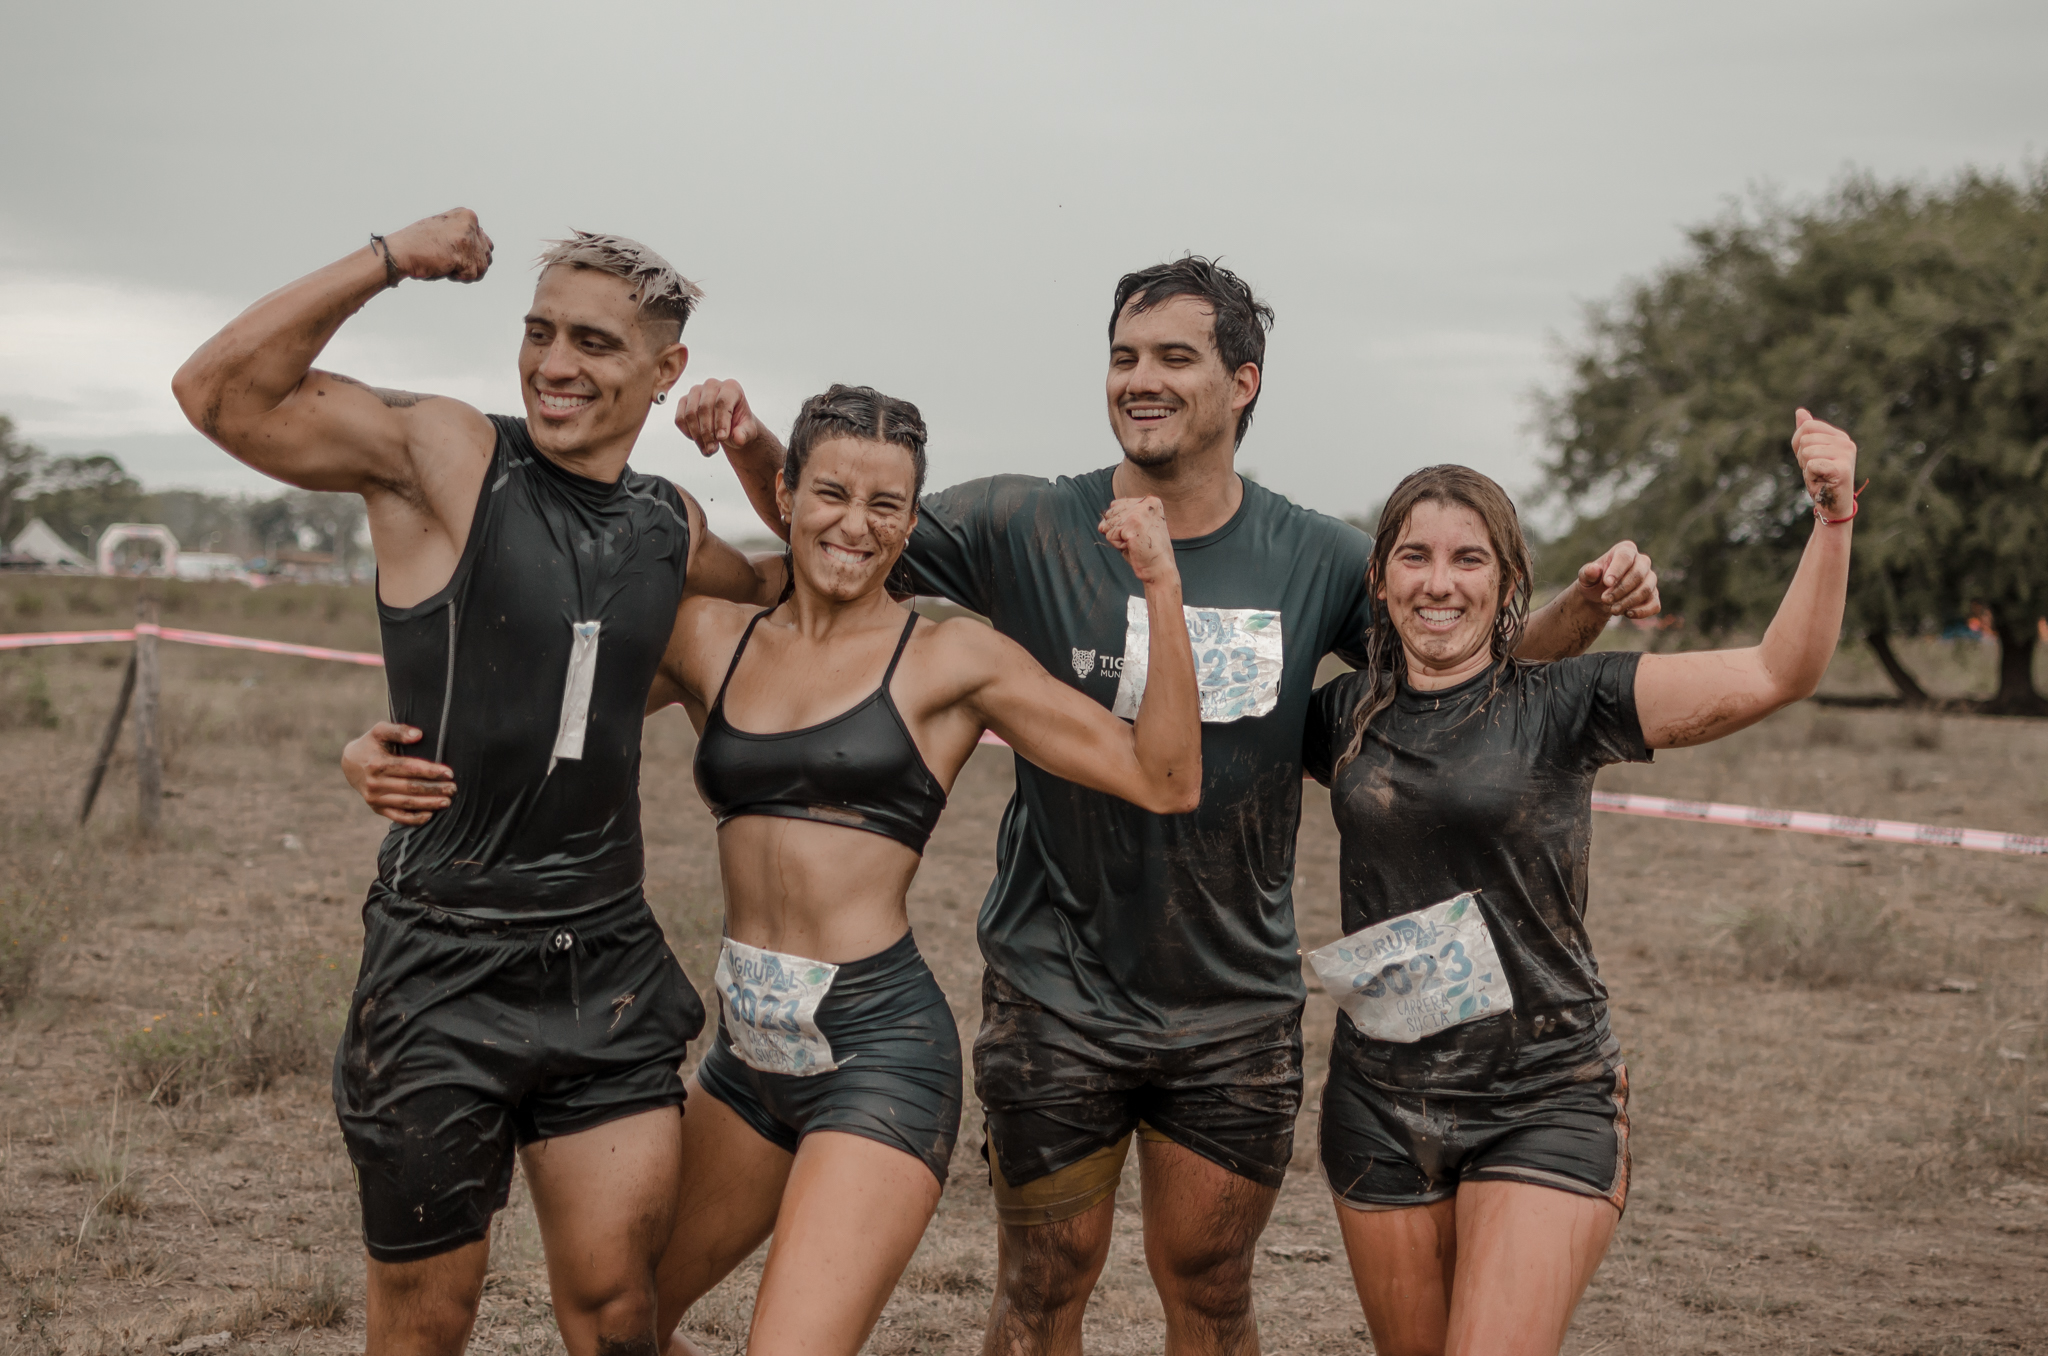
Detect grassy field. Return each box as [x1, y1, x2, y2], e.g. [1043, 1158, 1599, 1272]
[0, 576, 2044, 1355]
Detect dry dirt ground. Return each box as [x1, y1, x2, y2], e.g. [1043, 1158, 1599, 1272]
[0, 576, 2044, 1355]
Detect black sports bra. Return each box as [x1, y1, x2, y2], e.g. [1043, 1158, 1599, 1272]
[693, 608, 949, 854]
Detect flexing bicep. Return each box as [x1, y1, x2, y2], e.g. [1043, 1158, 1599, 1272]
[212, 366, 462, 495]
[1633, 648, 1790, 749]
[965, 632, 1168, 809]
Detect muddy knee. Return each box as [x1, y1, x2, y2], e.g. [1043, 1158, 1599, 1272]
[996, 1217, 1112, 1316]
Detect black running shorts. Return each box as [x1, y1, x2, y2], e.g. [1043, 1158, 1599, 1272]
[973, 969, 1303, 1218]
[333, 892, 704, 1264]
[1320, 1017, 1630, 1213]
[695, 930, 962, 1184]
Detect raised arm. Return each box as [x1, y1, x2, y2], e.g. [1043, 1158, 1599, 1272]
[1518, 540, 1662, 660]
[964, 497, 1201, 814]
[679, 378, 791, 542]
[1634, 410, 1858, 749]
[171, 209, 496, 495]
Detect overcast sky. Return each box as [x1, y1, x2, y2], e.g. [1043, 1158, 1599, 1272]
[2, 1, 2041, 542]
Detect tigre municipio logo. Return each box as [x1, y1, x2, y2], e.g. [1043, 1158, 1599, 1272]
[1070, 648, 1096, 681]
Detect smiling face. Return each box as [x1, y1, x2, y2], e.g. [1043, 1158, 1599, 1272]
[518, 265, 687, 466]
[1106, 294, 1259, 470]
[776, 436, 920, 603]
[1377, 498, 1513, 685]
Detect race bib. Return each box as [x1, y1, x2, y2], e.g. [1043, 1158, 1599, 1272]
[1110, 596, 1284, 724]
[547, 620, 601, 776]
[714, 938, 840, 1075]
[1306, 892, 1514, 1043]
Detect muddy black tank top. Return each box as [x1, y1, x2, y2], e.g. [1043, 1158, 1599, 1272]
[372, 415, 690, 921]
[693, 608, 948, 853]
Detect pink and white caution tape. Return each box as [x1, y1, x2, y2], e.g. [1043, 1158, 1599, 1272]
[1589, 790, 2047, 857]
[0, 629, 140, 651]
[4, 638, 2040, 857]
[0, 624, 384, 667]
[979, 732, 2044, 857]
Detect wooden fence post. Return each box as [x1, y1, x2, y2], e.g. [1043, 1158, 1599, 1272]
[77, 651, 138, 826]
[134, 601, 162, 833]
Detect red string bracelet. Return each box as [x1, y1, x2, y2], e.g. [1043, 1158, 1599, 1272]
[1814, 479, 1869, 526]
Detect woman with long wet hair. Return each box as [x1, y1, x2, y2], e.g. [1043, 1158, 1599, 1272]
[1301, 412, 1858, 1356]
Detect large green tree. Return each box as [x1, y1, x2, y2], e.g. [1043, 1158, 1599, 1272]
[1538, 169, 2048, 714]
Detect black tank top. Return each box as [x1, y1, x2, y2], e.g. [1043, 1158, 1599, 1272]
[693, 608, 948, 854]
[373, 415, 690, 921]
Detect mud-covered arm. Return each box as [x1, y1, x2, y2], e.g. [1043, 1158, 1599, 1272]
[677, 378, 788, 542]
[1633, 412, 1856, 749]
[171, 209, 495, 495]
[1517, 541, 1662, 661]
[966, 497, 1200, 814]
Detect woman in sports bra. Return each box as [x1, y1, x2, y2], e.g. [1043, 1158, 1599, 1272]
[634, 383, 1197, 1356]
[1299, 411, 1857, 1356]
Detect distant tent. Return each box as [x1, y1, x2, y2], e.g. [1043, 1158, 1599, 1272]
[9, 518, 92, 570]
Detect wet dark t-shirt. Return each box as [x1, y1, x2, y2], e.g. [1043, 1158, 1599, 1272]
[1302, 653, 1650, 1097]
[373, 415, 690, 922]
[893, 469, 1374, 1045]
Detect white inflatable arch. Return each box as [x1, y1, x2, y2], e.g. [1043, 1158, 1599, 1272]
[96, 523, 180, 577]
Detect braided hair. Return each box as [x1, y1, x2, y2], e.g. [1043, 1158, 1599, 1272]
[776, 385, 929, 604]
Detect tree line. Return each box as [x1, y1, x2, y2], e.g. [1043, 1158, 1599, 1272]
[1537, 167, 2048, 715]
[0, 417, 367, 575]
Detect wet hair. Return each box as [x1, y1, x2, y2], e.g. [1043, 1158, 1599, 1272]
[784, 384, 929, 500]
[1333, 465, 1535, 776]
[1108, 256, 1276, 446]
[534, 231, 703, 345]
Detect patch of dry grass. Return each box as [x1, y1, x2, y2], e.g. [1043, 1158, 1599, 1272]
[109, 949, 355, 1106]
[1728, 886, 1904, 987]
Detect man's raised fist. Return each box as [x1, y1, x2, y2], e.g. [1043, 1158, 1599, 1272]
[384, 208, 494, 284]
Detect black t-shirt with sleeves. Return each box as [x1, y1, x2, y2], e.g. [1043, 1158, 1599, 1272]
[894, 468, 1375, 1045]
[1302, 652, 1650, 1097]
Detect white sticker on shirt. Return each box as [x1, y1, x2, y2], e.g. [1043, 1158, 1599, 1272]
[1306, 892, 1514, 1044]
[547, 620, 601, 775]
[1110, 596, 1284, 724]
[714, 938, 841, 1075]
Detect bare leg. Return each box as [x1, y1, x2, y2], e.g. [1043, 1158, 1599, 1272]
[1331, 1196, 1458, 1356]
[745, 1130, 943, 1356]
[520, 1106, 686, 1356]
[1135, 1136, 1278, 1356]
[655, 1077, 796, 1356]
[364, 1239, 491, 1356]
[981, 1198, 1116, 1356]
[1442, 1181, 1616, 1356]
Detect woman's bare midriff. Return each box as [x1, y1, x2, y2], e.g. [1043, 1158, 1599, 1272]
[714, 815, 924, 963]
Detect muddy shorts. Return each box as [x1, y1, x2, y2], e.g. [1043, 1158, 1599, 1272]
[333, 891, 704, 1264]
[1320, 1019, 1629, 1213]
[973, 969, 1303, 1223]
[695, 931, 962, 1184]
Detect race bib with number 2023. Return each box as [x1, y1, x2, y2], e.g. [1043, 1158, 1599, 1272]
[714, 938, 841, 1075]
[1111, 596, 1284, 724]
[1306, 892, 1514, 1043]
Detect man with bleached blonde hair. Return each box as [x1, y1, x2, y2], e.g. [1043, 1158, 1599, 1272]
[174, 210, 780, 1356]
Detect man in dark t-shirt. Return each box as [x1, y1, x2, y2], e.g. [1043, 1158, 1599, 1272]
[683, 257, 1659, 1355]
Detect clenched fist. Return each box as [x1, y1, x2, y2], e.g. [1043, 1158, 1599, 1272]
[1098, 497, 1179, 587]
[383, 208, 494, 284]
[677, 378, 764, 456]
[1792, 408, 1859, 520]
